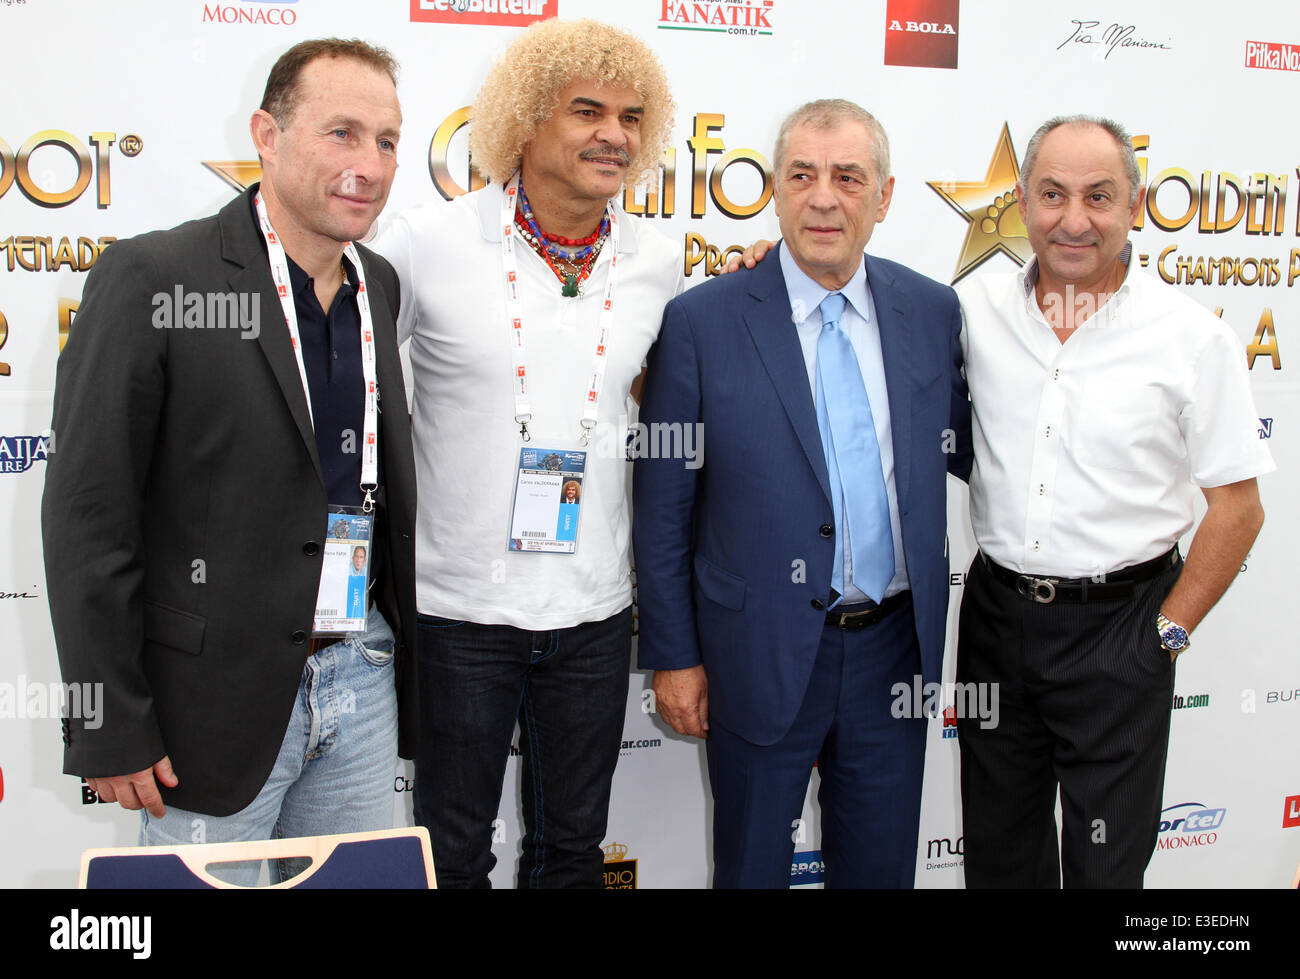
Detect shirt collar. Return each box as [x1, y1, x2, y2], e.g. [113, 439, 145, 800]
[778, 241, 871, 326]
[476, 176, 639, 255]
[1019, 240, 1135, 299]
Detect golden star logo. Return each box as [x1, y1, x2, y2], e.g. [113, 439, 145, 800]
[927, 124, 1033, 283]
[202, 160, 262, 193]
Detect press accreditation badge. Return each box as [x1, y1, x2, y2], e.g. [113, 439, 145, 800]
[314, 507, 374, 634]
[507, 448, 587, 554]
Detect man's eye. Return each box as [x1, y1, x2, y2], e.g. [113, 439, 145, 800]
[333, 129, 349, 139]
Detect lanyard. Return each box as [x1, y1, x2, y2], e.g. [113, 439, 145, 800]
[499, 172, 621, 445]
[254, 191, 379, 511]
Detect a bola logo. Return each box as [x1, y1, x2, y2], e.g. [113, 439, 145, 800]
[602, 841, 637, 889]
[927, 124, 1031, 282]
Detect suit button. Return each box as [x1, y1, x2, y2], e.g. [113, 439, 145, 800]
[291, 630, 307, 645]
[303, 542, 320, 556]
[810, 599, 825, 611]
[819, 524, 833, 538]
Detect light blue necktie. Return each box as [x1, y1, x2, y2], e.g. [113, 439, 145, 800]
[813, 292, 895, 603]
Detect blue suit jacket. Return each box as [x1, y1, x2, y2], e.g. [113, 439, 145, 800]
[633, 249, 971, 746]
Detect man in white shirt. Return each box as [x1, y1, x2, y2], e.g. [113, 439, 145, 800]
[955, 115, 1273, 887]
[372, 19, 681, 888]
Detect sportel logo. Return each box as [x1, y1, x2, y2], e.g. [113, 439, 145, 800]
[411, 0, 555, 26]
[1156, 802, 1225, 850]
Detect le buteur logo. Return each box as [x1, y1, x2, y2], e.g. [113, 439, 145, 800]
[411, 0, 555, 26]
[1284, 795, 1300, 828]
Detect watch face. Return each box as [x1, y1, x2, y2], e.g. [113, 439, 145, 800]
[1162, 624, 1189, 651]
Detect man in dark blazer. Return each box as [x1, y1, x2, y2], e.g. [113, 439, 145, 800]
[41, 39, 417, 869]
[634, 99, 970, 888]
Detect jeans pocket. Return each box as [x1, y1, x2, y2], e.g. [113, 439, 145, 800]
[418, 613, 468, 629]
[355, 639, 395, 669]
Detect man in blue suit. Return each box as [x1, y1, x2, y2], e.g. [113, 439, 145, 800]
[633, 99, 970, 888]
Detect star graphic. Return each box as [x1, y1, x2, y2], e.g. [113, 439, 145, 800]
[202, 160, 263, 193]
[927, 123, 1033, 283]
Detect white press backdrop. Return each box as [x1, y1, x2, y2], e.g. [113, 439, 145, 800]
[1, 0, 1296, 888]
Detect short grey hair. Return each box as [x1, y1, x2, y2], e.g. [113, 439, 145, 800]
[1018, 114, 1143, 206]
[773, 99, 891, 189]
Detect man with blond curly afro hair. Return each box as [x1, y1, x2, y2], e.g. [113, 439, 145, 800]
[372, 19, 683, 888]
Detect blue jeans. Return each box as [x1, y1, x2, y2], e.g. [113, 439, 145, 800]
[140, 606, 398, 885]
[413, 606, 632, 888]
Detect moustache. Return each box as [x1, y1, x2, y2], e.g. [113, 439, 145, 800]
[580, 146, 632, 166]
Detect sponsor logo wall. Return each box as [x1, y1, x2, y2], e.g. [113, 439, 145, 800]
[2, 0, 1296, 888]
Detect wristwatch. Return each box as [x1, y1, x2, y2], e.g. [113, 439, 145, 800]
[1156, 613, 1190, 653]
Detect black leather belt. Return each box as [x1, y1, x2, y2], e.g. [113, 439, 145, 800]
[825, 591, 909, 630]
[981, 546, 1180, 604]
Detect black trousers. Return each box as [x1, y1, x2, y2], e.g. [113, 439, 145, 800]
[956, 553, 1180, 888]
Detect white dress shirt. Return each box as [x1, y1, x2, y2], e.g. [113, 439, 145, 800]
[779, 243, 908, 601]
[957, 243, 1275, 578]
[372, 183, 683, 628]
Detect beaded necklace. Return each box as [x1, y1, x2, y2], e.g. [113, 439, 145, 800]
[515, 182, 610, 297]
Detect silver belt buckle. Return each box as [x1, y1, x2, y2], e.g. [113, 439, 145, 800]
[1016, 576, 1057, 604]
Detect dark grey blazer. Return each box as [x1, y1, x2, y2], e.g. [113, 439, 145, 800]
[42, 186, 418, 817]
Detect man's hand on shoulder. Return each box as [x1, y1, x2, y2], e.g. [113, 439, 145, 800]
[652, 666, 709, 738]
[720, 239, 778, 275]
[87, 756, 178, 818]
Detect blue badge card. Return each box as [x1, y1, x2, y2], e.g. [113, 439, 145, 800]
[315, 507, 373, 634]
[507, 448, 587, 554]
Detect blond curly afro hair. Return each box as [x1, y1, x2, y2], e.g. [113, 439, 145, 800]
[469, 19, 675, 188]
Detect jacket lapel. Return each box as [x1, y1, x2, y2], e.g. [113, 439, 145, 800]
[219, 187, 325, 487]
[742, 253, 832, 505]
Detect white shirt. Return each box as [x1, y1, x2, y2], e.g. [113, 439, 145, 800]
[779, 243, 907, 601]
[373, 183, 683, 628]
[957, 244, 1275, 578]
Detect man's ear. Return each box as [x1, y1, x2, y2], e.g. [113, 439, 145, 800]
[249, 109, 280, 165]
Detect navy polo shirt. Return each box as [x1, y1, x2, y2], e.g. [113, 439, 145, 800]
[284, 252, 386, 579]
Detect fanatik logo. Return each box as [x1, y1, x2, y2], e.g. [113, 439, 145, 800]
[1245, 40, 1300, 72]
[884, 0, 959, 69]
[658, 0, 775, 37]
[411, 0, 555, 26]
[1156, 802, 1225, 850]
[202, 0, 299, 25]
